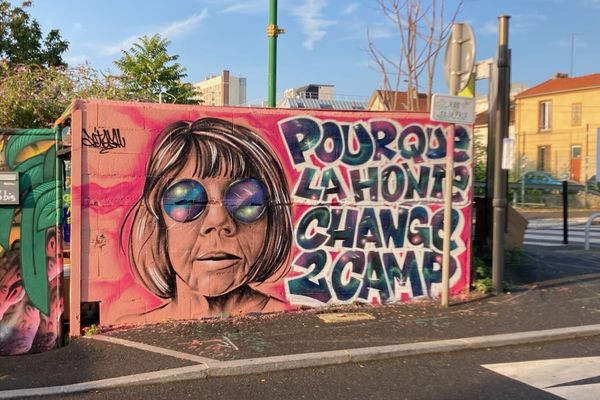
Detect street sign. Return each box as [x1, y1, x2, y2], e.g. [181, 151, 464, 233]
[502, 137, 515, 170]
[0, 171, 19, 205]
[443, 23, 476, 93]
[430, 94, 475, 125]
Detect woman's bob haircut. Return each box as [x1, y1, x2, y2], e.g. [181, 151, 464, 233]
[124, 117, 292, 299]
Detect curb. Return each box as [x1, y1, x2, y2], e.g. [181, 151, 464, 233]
[3, 324, 600, 399]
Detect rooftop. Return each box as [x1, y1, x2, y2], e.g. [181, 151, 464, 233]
[368, 90, 430, 111]
[516, 73, 600, 99]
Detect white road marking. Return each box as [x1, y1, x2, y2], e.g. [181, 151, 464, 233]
[483, 356, 600, 400]
[549, 383, 600, 400]
[524, 226, 600, 247]
[89, 334, 217, 364]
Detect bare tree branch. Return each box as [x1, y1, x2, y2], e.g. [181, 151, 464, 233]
[366, 0, 463, 111]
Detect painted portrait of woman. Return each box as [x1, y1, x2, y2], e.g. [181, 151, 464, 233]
[124, 117, 293, 318]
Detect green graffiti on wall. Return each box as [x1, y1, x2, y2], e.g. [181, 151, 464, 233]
[0, 128, 59, 315]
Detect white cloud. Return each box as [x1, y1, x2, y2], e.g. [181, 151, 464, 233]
[160, 10, 209, 37]
[481, 20, 497, 36]
[221, 0, 265, 14]
[96, 10, 208, 56]
[195, 0, 265, 14]
[344, 3, 359, 14]
[98, 36, 138, 56]
[65, 55, 90, 65]
[369, 24, 395, 39]
[480, 14, 547, 36]
[292, 0, 337, 50]
[512, 13, 547, 31]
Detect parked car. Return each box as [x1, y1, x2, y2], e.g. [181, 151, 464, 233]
[588, 175, 600, 191]
[518, 171, 562, 186]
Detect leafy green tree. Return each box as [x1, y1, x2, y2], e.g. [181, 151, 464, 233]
[0, 63, 132, 128]
[0, 1, 69, 67]
[114, 34, 197, 104]
[473, 134, 487, 181]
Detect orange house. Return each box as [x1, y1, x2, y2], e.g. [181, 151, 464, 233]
[515, 73, 600, 183]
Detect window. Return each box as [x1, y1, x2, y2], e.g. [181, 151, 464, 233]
[539, 101, 552, 131]
[537, 146, 550, 171]
[571, 103, 582, 126]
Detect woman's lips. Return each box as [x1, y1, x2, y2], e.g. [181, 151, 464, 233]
[195, 252, 241, 270]
[197, 252, 241, 261]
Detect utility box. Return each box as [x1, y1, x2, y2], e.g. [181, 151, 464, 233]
[0, 171, 19, 205]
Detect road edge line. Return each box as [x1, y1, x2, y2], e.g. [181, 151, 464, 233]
[2, 324, 600, 399]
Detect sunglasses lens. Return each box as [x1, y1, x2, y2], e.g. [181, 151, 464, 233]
[162, 179, 207, 222]
[224, 178, 268, 223]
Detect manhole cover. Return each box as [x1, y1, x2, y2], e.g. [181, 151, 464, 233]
[317, 312, 376, 323]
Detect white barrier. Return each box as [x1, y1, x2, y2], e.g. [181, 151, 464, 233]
[584, 212, 600, 250]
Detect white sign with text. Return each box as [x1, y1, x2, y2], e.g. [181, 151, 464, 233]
[430, 94, 475, 125]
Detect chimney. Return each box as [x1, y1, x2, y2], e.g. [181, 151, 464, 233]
[553, 72, 569, 79]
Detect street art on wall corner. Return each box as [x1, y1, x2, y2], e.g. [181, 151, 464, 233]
[73, 100, 473, 329]
[0, 129, 62, 356]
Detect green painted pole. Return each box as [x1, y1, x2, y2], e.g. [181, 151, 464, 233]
[267, 0, 278, 107]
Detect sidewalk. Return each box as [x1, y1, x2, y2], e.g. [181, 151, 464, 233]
[2, 245, 600, 398]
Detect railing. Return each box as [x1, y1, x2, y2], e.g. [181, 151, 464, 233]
[473, 181, 598, 209]
[584, 212, 600, 250]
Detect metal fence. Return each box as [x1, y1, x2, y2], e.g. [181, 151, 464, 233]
[474, 182, 600, 209]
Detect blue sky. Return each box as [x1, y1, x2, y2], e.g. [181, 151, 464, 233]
[25, 0, 600, 104]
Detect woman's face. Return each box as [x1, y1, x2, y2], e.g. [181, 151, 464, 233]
[162, 162, 268, 297]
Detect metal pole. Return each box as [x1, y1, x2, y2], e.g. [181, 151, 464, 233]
[585, 123, 589, 208]
[563, 180, 568, 244]
[267, 0, 278, 107]
[492, 16, 510, 295]
[441, 23, 462, 308]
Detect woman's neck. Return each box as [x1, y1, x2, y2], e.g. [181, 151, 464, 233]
[173, 282, 271, 317]
[205, 285, 270, 316]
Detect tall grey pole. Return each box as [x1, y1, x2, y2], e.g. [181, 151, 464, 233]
[441, 23, 462, 307]
[492, 16, 510, 295]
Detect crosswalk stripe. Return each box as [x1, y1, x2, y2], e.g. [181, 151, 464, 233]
[522, 225, 600, 247]
[527, 230, 600, 235]
[525, 232, 600, 240]
[483, 356, 600, 399]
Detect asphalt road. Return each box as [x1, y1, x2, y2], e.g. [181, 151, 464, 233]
[36, 336, 600, 400]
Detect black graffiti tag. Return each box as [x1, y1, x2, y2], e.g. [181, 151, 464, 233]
[82, 128, 126, 154]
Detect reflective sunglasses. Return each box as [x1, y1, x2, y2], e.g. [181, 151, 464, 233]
[162, 178, 268, 224]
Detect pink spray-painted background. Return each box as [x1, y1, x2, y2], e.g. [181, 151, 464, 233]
[74, 100, 473, 327]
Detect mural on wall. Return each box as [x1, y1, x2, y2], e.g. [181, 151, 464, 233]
[280, 117, 470, 305]
[76, 102, 472, 326]
[124, 118, 293, 317]
[0, 129, 62, 355]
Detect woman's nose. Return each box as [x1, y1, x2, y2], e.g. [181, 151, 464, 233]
[199, 203, 236, 236]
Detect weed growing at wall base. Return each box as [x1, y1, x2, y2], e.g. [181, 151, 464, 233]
[472, 246, 524, 293]
[83, 324, 102, 336]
